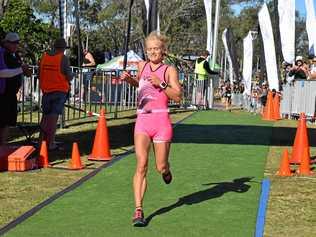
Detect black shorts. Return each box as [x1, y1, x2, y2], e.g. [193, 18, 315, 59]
[261, 96, 267, 106]
[0, 94, 18, 128]
[42, 92, 68, 115]
[225, 93, 231, 98]
[83, 71, 94, 86]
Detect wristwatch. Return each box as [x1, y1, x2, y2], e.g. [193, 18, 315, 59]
[159, 81, 168, 89]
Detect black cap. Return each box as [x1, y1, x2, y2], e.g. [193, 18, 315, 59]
[53, 38, 68, 49]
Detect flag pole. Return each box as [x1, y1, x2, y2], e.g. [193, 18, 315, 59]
[58, 0, 64, 38]
[123, 0, 134, 70]
[211, 0, 221, 70]
[117, 0, 134, 119]
[74, 0, 82, 67]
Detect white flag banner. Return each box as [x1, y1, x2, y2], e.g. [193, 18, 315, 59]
[62, 0, 67, 40]
[144, 0, 150, 19]
[258, 4, 279, 91]
[143, 0, 159, 34]
[66, 23, 75, 38]
[157, 12, 160, 34]
[305, 0, 316, 55]
[278, 0, 295, 64]
[222, 29, 234, 84]
[242, 32, 253, 96]
[203, 0, 213, 53]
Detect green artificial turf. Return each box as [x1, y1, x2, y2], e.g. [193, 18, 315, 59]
[4, 111, 273, 237]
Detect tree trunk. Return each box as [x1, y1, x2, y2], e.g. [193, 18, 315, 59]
[0, 0, 9, 17]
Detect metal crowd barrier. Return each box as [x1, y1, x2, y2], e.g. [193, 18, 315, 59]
[231, 93, 244, 107]
[241, 94, 251, 112]
[280, 83, 294, 116]
[17, 67, 219, 130]
[280, 79, 316, 117]
[17, 67, 139, 125]
[66, 68, 139, 121]
[182, 74, 218, 109]
[233, 93, 263, 114]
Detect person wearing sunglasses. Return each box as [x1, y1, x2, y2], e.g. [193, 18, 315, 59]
[288, 56, 308, 80]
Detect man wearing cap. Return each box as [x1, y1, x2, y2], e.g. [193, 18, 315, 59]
[0, 32, 31, 145]
[38, 38, 72, 150]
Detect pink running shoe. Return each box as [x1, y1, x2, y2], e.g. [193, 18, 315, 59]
[162, 170, 172, 184]
[132, 208, 146, 227]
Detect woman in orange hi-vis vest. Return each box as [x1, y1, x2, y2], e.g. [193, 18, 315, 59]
[38, 38, 72, 150]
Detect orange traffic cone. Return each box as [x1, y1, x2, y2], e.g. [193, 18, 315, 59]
[297, 147, 313, 175]
[276, 149, 292, 176]
[88, 108, 112, 161]
[38, 141, 50, 168]
[290, 113, 310, 164]
[262, 91, 275, 121]
[272, 93, 281, 120]
[69, 142, 84, 170]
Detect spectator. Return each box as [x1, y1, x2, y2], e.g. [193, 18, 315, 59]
[193, 50, 218, 109]
[251, 88, 259, 114]
[283, 62, 294, 85]
[104, 49, 112, 63]
[82, 49, 96, 67]
[223, 81, 232, 111]
[81, 49, 96, 102]
[0, 32, 31, 145]
[288, 56, 308, 80]
[260, 82, 268, 114]
[308, 56, 316, 79]
[194, 50, 218, 79]
[38, 38, 72, 150]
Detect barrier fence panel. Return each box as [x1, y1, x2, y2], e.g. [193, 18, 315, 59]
[242, 94, 252, 112]
[182, 74, 217, 109]
[280, 83, 293, 116]
[18, 66, 41, 125]
[281, 79, 316, 118]
[16, 67, 222, 134]
[231, 93, 242, 107]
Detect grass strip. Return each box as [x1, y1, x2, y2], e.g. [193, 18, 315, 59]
[4, 111, 273, 237]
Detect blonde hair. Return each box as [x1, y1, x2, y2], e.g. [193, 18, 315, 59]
[145, 31, 168, 55]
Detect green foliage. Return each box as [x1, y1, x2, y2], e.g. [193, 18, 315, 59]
[2, 0, 263, 67]
[0, 0, 59, 64]
[0, 0, 309, 69]
[79, 0, 103, 27]
[295, 16, 308, 58]
[31, 0, 59, 26]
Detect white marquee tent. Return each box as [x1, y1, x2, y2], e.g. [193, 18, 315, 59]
[96, 50, 143, 71]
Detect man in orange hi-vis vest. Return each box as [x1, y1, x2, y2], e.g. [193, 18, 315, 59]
[38, 38, 72, 150]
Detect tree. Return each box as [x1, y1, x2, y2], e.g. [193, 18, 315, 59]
[31, 0, 59, 27]
[0, 0, 9, 17]
[5, 0, 306, 70]
[295, 15, 308, 58]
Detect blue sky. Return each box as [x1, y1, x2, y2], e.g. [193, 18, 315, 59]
[295, 0, 308, 16]
[232, 0, 314, 17]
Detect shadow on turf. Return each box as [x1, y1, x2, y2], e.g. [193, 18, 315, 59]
[10, 121, 316, 163]
[144, 177, 254, 226]
[173, 124, 316, 147]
